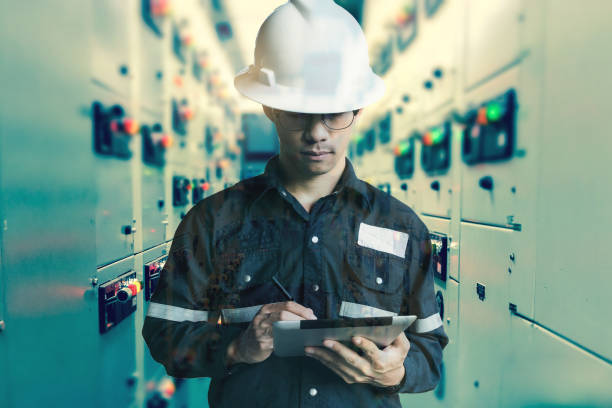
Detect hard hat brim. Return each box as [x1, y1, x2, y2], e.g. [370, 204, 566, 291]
[234, 67, 386, 114]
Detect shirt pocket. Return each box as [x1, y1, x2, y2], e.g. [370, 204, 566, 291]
[342, 243, 405, 314]
[214, 246, 281, 308]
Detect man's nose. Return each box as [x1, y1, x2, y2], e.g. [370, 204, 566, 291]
[304, 115, 329, 143]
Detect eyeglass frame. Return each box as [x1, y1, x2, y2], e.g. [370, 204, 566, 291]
[273, 109, 360, 131]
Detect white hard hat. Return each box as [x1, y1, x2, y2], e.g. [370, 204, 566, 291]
[234, 0, 385, 114]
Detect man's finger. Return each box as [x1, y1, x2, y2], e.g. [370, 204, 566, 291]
[314, 340, 374, 376]
[270, 310, 306, 322]
[260, 301, 317, 320]
[351, 336, 384, 367]
[305, 346, 365, 383]
[385, 332, 410, 354]
[308, 352, 356, 384]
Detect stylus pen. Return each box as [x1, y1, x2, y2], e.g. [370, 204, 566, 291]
[272, 275, 294, 301]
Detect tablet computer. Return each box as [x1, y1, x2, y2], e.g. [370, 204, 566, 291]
[272, 315, 416, 357]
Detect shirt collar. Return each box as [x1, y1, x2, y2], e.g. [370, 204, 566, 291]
[254, 154, 371, 209]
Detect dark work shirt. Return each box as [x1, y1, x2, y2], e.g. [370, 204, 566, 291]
[142, 154, 448, 408]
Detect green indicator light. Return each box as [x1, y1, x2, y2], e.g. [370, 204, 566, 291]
[399, 142, 410, 155]
[487, 103, 503, 122]
[353, 132, 365, 143]
[431, 128, 444, 144]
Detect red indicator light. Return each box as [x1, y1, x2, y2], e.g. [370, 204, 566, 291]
[110, 120, 120, 133]
[151, 0, 171, 16]
[185, 183, 192, 191]
[181, 34, 193, 47]
[174, 76, 183, 87]
[180, 107, 193, 121]
[202, 182, 210, 191]
[477, 107, 488, 125]
[123, 118, 139, 135]
[471, 125, 481, 138]
[160, 134, 173, 148]
[159, 378, 176, 399]
[422, 132, 433, 146]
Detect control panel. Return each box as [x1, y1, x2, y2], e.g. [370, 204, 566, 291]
[364, 128, 376, 152]
[192, 178, 209, 204]
[394, 138, 415, 179]
[396, 1, 418, 51]
[172, 98, 193, 135]
[425, 0, 444, 17]
[430, 232, 448, 281]
[92, 102, 139, 159]
[144, 256, 167, 301]
[377, 182, 391, 195]
[355, 136, 365, 157]
[463, 89, 516, 165]
[98, 270, 141, 334]
[173, 175, 191, 206]
[193, 50, 208, 82]
[435, 290, 444, 320]
[421, 121, 451, 175]
[142, 123, 172, 166]
[172, 21, 191, 63]
[378, 111, 392, 144]
[142, 0, 172, 36]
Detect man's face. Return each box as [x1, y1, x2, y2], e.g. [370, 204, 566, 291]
[263, 106, 362, 177]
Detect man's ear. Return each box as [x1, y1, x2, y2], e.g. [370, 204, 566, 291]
[262, 105, 276, 122]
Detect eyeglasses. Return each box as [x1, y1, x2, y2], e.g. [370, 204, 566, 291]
[275, 109, 359, 131]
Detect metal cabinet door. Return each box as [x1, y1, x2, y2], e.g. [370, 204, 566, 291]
[458, 222, 515, 406]
[93, 87, 135, 266]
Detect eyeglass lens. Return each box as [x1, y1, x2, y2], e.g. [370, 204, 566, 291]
[278, 111, 355, 130]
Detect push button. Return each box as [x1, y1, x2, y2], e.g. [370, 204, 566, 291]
[244, 275, 251, 283]
[376, 277, 383, 285]
[312, 284, 319, 292]
[311, 236, 319, 244]
[308, 388, 317, 397]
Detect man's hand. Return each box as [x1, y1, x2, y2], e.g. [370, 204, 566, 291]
[304, 332, 410, 388]
[226, 301, 317, 366]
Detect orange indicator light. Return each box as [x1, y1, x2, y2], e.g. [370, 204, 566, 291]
[160, 134, 173, 148]
[477, 107, 488, 125]
[123, 118, 140, 135]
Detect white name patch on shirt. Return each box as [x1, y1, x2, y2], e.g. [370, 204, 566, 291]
[357, 222, 409, 259]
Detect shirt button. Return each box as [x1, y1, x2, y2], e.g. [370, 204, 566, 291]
[309, 387, 318, 397]
[312, 284, 320, 292]
[376, 277, 383, 285]
[311, 236, 319, 244]
[244, 275, 252, 283]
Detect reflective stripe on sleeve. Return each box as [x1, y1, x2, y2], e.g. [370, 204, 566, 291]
[339, 301, 398, 318]
[147, 302, 209, 322]
[221, 305, 264, 324]
[409, 313, 443, 333]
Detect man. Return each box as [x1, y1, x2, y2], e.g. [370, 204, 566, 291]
[143, 1, 448, 407]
